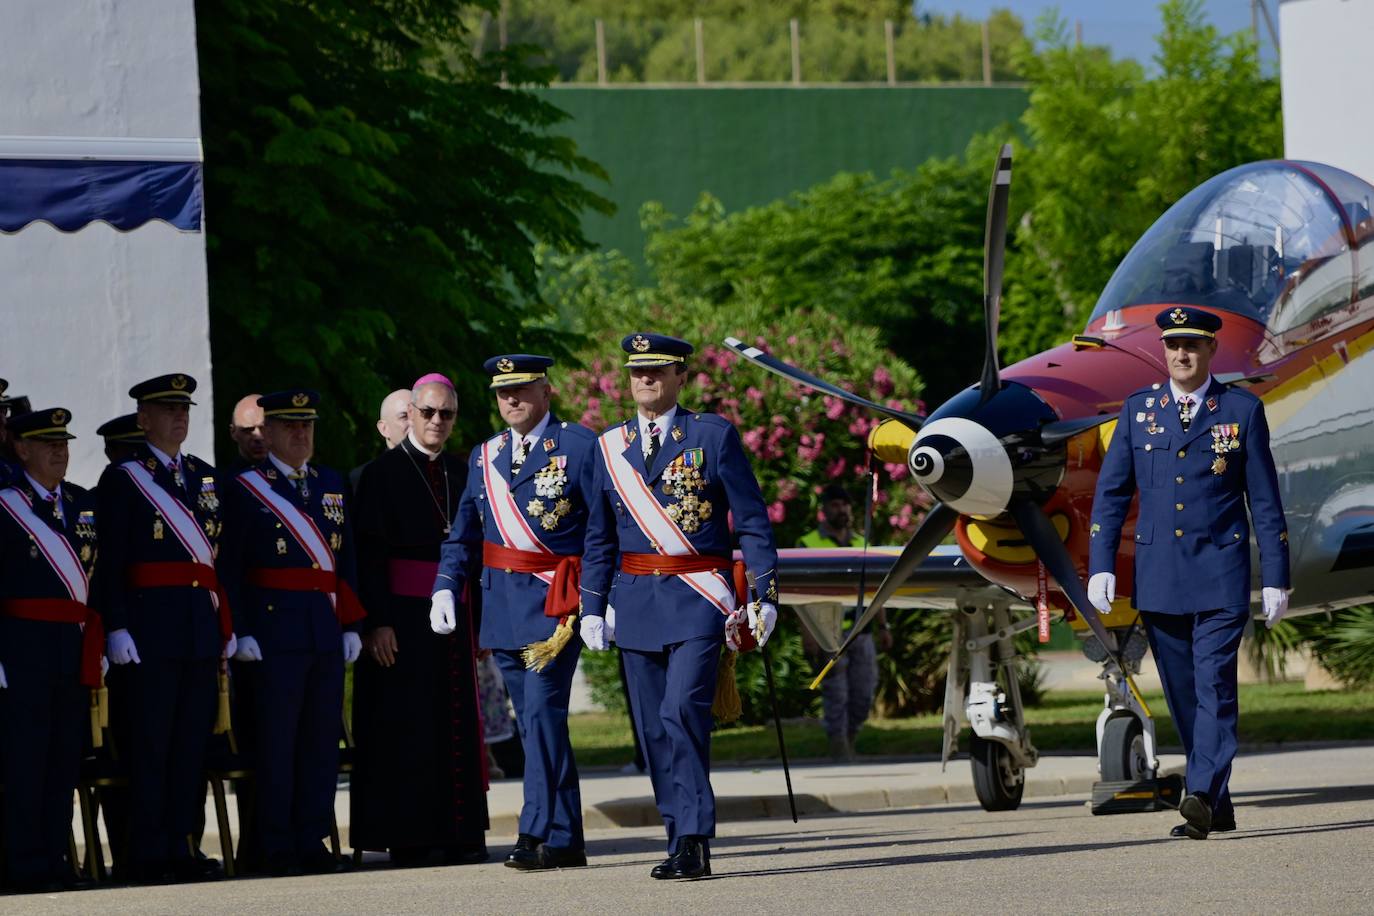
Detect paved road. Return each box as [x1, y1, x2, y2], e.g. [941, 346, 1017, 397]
[15, 746, 1374, 914]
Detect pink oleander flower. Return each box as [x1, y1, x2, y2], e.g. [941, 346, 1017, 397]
[872, 365, 894, 396]
[597, 375, 617, 395]
[776, 478, 800, 501]
[823, 396, 845, 420]
[786, 335, 799, 346]
[767, 501, 787, 524]
[742, 428, 765, 451]
[696, 372, 711, 387]
[746, 386, 764, 404]
[885, 461, 909, 481]
[826, 457, 847, 479]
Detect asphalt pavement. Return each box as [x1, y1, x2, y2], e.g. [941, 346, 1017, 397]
[19, 744, 1374, 914]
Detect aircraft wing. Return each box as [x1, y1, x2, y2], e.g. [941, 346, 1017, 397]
[740, 544, 1027, 610]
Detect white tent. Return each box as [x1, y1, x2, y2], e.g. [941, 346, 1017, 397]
[0, 0, 213, 487]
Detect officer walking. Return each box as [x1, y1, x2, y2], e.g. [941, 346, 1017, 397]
[579, 333, 779, 880]
[218, 389, 365, 876]
[1088, 307, 1290, 840]
[95, 374, 236, 883]
[0, 408, 102, 892]
[432, 355, 597, 870]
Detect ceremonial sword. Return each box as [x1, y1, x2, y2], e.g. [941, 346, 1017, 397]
[748, 570, 798, 823]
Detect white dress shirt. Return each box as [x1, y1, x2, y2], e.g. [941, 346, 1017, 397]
[638, 405, 677, 458]
[1169, 374, 1214, 423]
[509, 411, 553, 468]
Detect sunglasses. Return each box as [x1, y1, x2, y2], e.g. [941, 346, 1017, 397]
[414, 405, 456, 422]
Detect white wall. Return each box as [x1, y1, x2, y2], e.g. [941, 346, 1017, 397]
[1281, 0, 1374, 184]
[0, 0, 212, 486]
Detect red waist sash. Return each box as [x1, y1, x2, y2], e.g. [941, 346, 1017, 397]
[246, 567, 367, 626]
[127, 561, 234, 645]
[618, 553, 754, 649]
[482, 542, 581, 620]
[0, 598, 104, 688]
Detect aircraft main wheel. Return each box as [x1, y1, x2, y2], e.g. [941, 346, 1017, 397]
[970, 734, 1024, 811]
[1100, 715, 1149, 782]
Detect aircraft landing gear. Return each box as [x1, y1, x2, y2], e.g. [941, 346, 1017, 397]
[1087, 625, 1160, 782]
[951, 598, 1040, 812]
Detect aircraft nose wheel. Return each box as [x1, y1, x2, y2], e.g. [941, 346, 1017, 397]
[970, 734, 1025, 811]
[1100, 715, 1150, 782]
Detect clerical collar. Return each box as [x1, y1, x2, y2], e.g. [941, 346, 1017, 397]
[24, 472, 61, 505]
[406, 429, 442, 461]
[268, 451, 309, 479]
[147, 442, 181, 468]
[509, 411, 553, 454]
[1169, 374, 1214, 405]
[638, 405, 678, 441]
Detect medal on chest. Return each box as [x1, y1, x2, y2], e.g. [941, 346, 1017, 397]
[662, 449, 712, 533]
[197, 476, 220, 513]
[322, 492, 345, 525]
[528, 457, 571, 531]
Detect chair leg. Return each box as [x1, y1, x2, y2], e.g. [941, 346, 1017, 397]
[210, 777, 236, 878]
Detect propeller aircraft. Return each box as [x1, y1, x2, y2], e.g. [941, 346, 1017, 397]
[727, 148, 1374, 811]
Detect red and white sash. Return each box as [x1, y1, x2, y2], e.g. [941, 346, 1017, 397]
[120, 460, 215, 566]
[237, 469, 339, 606]
[481, 434, 555, 585]
[598, 425, 734, 614]
[0, 488, 89, 604]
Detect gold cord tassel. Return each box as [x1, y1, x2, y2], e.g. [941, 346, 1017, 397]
[521, 614, 578, 672]
[213, 666, 232, 735]
[712, 648, 742, 723]
[90, 678, 108, 748]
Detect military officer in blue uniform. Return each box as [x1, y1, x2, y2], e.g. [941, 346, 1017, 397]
[0, 379, 29, 489]
[0, 407, 101, 892]
[432, 354, 598, 870]
[1088, 307, 1290, 840]
[218, 389, 365, 876]
[95, 374, 236, 883]
[97, 412, 146, 466]
[580, 333, 779, 879]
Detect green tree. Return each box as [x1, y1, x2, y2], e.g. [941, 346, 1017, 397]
[197, 0, 611, 467]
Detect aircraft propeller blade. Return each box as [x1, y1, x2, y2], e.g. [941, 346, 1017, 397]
[810, 501, 957, 689]
[1007, 499, 1119, 657]
[724, 336, 926, 429]
[1039, 413, 1114, 446]
[978, 144, 1013, 407]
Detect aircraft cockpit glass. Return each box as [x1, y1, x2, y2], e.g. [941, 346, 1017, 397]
[1089, 161, 1359, 333]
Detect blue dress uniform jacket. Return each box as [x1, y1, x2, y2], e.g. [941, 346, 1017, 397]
[0, 480, 95, 886]
[580, 409, 780, 647]
[436, 416, 598, 650]
[435, 415, 596, 851]
[218, 459, 359, 867]
[93, 444, 224, 874]
[1089, 375, 1290, 820]
[1089, 376, 1290, 611]
[579, 408, 778, 852]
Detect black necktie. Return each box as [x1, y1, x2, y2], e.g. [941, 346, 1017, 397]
[1179, 397, 1192, 432]
[646, 423, 660, 465]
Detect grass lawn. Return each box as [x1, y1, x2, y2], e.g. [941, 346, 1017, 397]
[567, 682, 1374, 768]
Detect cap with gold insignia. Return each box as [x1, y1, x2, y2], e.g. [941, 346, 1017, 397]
[483, 354, 554, 389]
[1156, 306, 1222, 340]
[9, 407, 77, 440]
[129, 373, 198, 404]
[96, 413, 145, 443]
[258, 389, 320, 420]
[621, 333, 694, 368]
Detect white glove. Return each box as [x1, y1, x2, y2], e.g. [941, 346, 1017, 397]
[108, 628, 142, 665]
[1262, 586, 1289, 629]
[342, 631, 363, 664]
[604, 605, 617, 642]
[1087, 572, 1116, 615]
[580, 615, 609, 651]
[749, 601, 779, 647]
[223, 633, 238, 660]
[724, 607, 748, 652]
[430, 590, 456, 635]
[0, 662, 7, 689]
[101, 655, 109, 678]
[234, 635, 264, 662]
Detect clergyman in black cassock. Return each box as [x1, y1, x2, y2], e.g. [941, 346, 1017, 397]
[350, 379, 489, 865]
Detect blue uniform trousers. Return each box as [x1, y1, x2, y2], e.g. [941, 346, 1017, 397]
[621, 637, 721, 852]
[0, 664, 83, 884]
[112, 657, 217, 867]
[1141, 606, 1248, 819]
[495, 645, 584, 850]
[253, 649, 343, 861]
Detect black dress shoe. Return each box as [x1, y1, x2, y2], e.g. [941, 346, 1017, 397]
[663, 837, 710, 879]
[650, 851, 681, 880]
[443, 844, 490, 866]
[1179, 792, 1213, 840]
[121, 860, 174, 885]
[300, 849, 350, 874]
[1171, 816, 1235, 838]
[534, 845, 587, 870]
[171, 854, 223, 882]
[505, 835, 542, 870]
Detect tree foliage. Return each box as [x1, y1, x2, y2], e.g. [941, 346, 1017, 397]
[487, 1, 1029, 84]
[197, 0, 612, 468]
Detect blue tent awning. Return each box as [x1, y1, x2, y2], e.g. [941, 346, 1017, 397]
[0, 137, 203, 233]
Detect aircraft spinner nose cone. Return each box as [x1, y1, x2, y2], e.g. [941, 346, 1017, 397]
[910, 417, 1014, 519]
